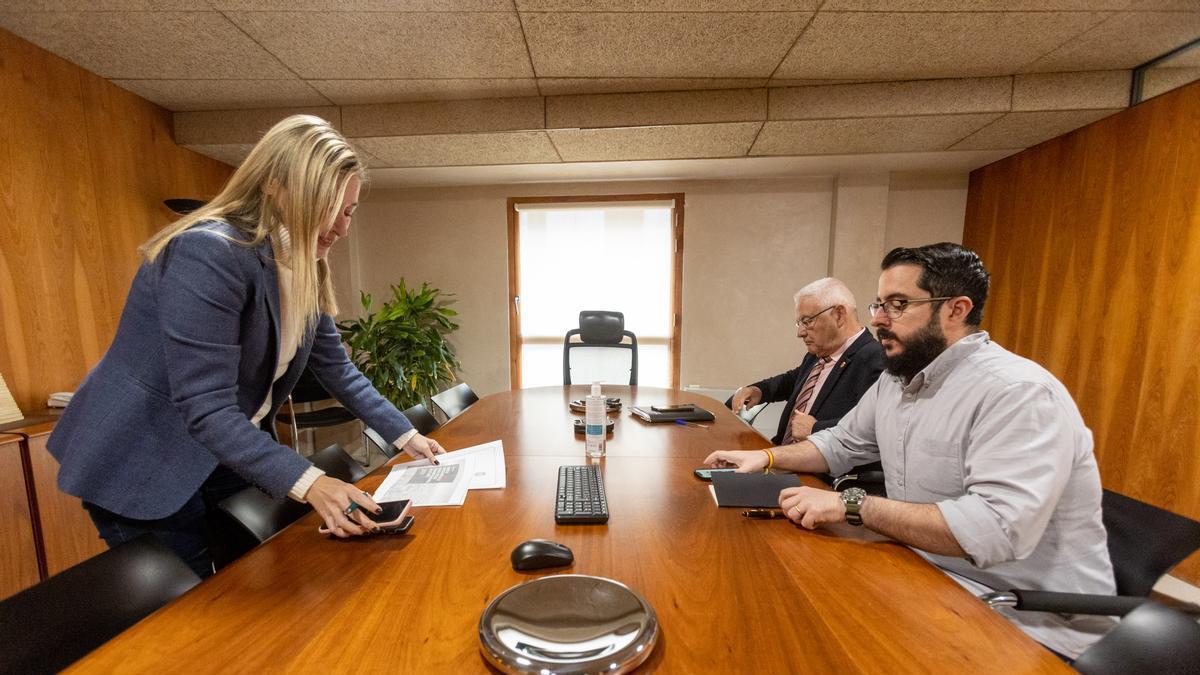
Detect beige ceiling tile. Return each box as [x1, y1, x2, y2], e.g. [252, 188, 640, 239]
[224, 11, 533, 79]
[547, 89, 766, 129]
[750, 113, 1000, 155]
[1025, 12, 1200, 72]
[310, 79, 539, 104]
[342, 97, 544, 137]
[113, 80, 332, 112]
[821, 1, 1135, 9]
[1141, 68, 1200, 100]
[771, 77, 1011, 120]
[4, 1, 198, 8]
[0, 11, 294, 79]
[774, 11, 1108, 81]
[354, 132, 561, 167]
[1142, 1, 1200, 9]
[548, 122, 762, 161]
[175, 107, 341, 145]
[521, 12, 813, 78]
[1164, 47, 1200, 68]
[537, 78, 767, 95]
[213, 1, 510, 8]
[184, 143, 256, 167]
[951, 109, 1119, 150]
[516, 0, 817, 9]
[768, 79, 867, 87]
[1012, 71, 1130, 111]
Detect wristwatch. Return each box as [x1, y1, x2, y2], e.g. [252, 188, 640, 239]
[840, 487, 867, 526]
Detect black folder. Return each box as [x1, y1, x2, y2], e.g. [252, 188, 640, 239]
[711, 472, 802, 508]
[629, 405, 715, 423]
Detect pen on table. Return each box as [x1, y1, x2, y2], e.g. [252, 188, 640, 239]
[742, 508, 787, 519]
[342, 491, 373, 518]
[674, 419, 709, 430]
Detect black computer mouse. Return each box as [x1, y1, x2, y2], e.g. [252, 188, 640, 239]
[511, 539, 574, 571]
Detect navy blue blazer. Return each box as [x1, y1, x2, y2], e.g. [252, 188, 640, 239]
[752, 329, 885, 446]
[48, 222, 414, 520]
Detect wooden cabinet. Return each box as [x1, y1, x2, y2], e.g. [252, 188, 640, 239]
[22, 422, 108, 576]
[0, 417, 109, 600]
[0, 433, 41, 598]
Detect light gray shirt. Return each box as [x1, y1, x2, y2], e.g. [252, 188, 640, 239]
[809, 331, 1116, 658]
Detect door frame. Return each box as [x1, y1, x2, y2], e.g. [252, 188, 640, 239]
[506, 193, 685, 390]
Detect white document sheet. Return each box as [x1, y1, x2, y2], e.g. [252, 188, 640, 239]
[402, 439, 506, 490]
[373, 455, 476, 507]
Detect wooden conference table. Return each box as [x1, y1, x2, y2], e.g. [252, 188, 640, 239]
[73, 386, 1067, 673]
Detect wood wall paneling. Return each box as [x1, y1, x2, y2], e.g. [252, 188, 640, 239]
[963, 81, 1200, 584]
[0, 433, 40, 599]
[21, 423, 108, 576]
[0, 28, 232, 413]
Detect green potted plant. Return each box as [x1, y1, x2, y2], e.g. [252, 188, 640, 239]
[337, 280, 461, 412]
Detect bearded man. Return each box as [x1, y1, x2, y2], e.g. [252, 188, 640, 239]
[705, 242, 1115, 661]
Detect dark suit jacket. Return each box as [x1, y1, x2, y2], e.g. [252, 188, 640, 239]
[752, 329, 885, 446]
[48, 222, 414, 520]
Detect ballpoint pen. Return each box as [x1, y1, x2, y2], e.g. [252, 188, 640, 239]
[742, 509, 787, 519]
[674, 419, 710, 430]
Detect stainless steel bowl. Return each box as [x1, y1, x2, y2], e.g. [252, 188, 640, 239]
[479, 575, 659, 674]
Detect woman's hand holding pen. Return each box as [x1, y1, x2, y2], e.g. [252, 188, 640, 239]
[306, 475, 380, 537]
[390, 433, 447, 465]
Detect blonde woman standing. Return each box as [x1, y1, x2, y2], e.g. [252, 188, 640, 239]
[48, 115, 444, 577]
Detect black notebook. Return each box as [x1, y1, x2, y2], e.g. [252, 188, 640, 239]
[711, 472, 802, 508]
[629, 405, 715, 423]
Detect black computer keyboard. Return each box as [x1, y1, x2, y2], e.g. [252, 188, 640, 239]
[555, 464, 610, 524]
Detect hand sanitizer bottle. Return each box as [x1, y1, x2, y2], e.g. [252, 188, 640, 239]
[585, 381, 606, 458]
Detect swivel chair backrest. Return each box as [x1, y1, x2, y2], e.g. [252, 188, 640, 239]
[1073, 601, 1200, 675]
[431, 383, 479, 421]
[1101, 489, 1200, 596]
[563, 310, 639, 385]
[0, 534, 201, 673]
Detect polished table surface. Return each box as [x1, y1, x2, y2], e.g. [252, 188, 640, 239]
[72, 386, 1067, 673]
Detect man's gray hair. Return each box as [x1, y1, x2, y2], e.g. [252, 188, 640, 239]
[793, 277, 857, 311]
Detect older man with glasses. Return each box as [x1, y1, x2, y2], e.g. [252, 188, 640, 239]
[708, 243, 1114, 661]
[729, 277, 884, 447]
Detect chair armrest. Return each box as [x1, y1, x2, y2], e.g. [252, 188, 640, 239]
[980, 590, 1148, 617]
[831, 471, 886, 491]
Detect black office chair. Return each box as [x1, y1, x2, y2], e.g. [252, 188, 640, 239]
[0, 533, 201, 673]
[363, 404, 441, 460]
[722, 393, 771, 426]
[981, 489, 1200, 617]
[401, 403, 441, 436]
[563, 310, 638, 385]
[218, 445, 367, 553]
[276, 367, 357, 452]
[831, 470, 887, 497]
[431, 382, 479, 421]
[1072, 601, 1200, 675]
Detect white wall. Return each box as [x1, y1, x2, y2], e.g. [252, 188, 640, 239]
[334, 172, 968, 398]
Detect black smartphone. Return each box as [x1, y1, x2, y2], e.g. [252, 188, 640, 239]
[376, 515, 415, 535]
[573, 418, 615, 434]
[364, 499, 411, 523]
[652, 404, 695, 413]
[693, 468, 738, 481]
[319, 499, 412, 535]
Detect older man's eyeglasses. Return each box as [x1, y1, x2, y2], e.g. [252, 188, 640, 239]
[867, 297, 953, 319]
[795, 305, 836, 328]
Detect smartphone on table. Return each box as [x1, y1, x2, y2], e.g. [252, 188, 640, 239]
[319, 499, 414, 535]
[653, 404, 696, 413]
[693, 468, 738, 481]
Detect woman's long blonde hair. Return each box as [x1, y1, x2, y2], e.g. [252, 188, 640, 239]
[142, 114, 363, 340]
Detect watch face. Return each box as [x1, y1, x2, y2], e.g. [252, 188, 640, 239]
[842, 487, 867, 504]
